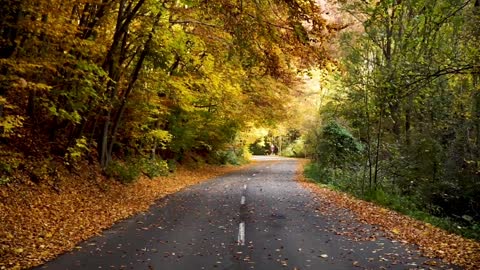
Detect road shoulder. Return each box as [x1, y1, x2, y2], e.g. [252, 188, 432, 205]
[0, 163, 252, 270]
[296, 160, 480, 269]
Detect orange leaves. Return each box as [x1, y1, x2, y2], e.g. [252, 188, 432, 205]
[0, 163, 248, 270]
[296, 161, 480, 270]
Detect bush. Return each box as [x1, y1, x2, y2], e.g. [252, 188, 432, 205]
[305, 160, 480, 240]
[304, 162, 328, 184]
[316, 121, 363, 167]
[105, 160, 141, 184]
[215, 149, 241, 165]
[213, 146, 250, 165]
[0, 149, 22, 185]
[167, 159, 176, 173]
[140, 158, 169, 179]
[283, 138, 306, 157]
[64, 136, 90, 166]
[305, 161, 364, 193]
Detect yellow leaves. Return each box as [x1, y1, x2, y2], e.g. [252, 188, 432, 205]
[391, 228, 400, 235]
[64, 137, 90, 165]
[144, 130, 172, 147]
[199, 54, 215, 74]
[30, 82, 52, 92]
[0, 115, 25, 138]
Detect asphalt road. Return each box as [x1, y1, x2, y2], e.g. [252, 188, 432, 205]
[35, 156, 459, 270]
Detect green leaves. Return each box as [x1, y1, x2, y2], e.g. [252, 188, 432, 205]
[64, 136, 90, 165]
[311, 0, 480, 238]
[316, 121, 364, 166]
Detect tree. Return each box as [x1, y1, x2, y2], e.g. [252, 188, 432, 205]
[312, 0, 480, 223]
[0, 0, 334, 183]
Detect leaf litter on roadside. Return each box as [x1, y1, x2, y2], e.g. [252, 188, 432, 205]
[296, 160, 480, 270]
[0, 163, 250, 270]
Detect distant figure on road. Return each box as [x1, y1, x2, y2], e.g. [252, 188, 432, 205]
[270, 144, 275, 155]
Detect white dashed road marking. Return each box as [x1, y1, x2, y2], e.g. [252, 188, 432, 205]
[237, 184, 248, 245]
[238, 222, 245, 245]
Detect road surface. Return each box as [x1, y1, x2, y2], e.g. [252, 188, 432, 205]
[35, 156, 458, 270]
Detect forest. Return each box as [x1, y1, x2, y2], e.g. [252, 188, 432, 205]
[0, 0, 331, 181]
[304, 0, 480, 239]
[0, 0, 479, 262]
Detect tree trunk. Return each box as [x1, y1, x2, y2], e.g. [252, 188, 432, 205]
[390, 101, 401, 141]
[373, 103, 384, 190]
[405, 95, 413, 146]
[100, 109, 111, 167]
[106, 11, 163, 164]
[77, 0, 110, 40]
[99, 0, 147, 168]
[473, 0, 480, 149]
[0, 0, 23, 58]
[364, 85, 373, 190]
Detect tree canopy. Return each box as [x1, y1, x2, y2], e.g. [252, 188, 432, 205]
[0, 0, 332, 178]
[305, 0, 480, 238]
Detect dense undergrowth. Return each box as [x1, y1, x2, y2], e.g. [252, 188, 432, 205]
[299, 0, 480, 244]
[304, 162, 480, 241]
[298, 160, 480, 270]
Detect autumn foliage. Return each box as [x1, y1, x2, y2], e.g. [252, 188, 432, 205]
[304, 0, 480, 239]
[0, 0, 331, 178]
[297, 161, 480, 270]
[0, 1, 332, 268]
[0, 161, 250, 269]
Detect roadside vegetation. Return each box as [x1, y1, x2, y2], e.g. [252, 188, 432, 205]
[298, 161, 480, 270]
[0, 0, 331, 185]
[0, 1, 331, 269]
[303, 0, 480, 241]
[1, 0, 479, 268]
